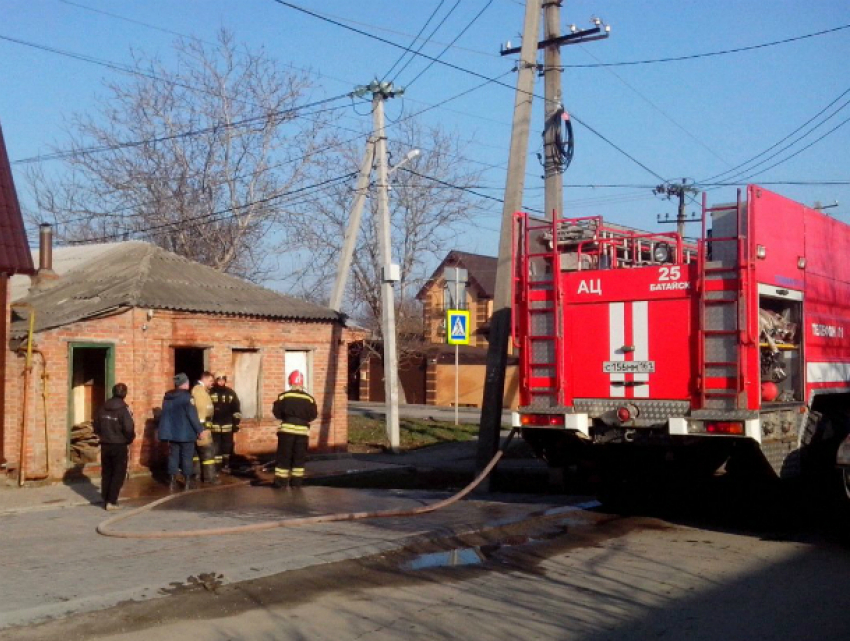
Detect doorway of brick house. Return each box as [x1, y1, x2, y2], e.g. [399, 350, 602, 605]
[68, 344, 114, 467]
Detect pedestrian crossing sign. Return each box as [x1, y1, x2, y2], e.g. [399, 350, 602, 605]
[446, 309, 470, 345]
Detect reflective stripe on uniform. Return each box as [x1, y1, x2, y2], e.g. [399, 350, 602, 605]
[281, 392, 315, 403]
[214, 456, 223, 463]
[202, 460, 216, 466]
[291, 468, 305, 478]
[274, 468, 291, 478]
[278, 423, 309, 435]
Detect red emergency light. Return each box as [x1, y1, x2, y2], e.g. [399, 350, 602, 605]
[705, 421, 744, 435]
[520, 414, 566, 427]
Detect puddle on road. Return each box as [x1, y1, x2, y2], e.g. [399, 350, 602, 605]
[401, 522, 573, 571]
[402, 547, 486, 570]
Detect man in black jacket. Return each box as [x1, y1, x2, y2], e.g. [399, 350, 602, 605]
[94, 383, 135, 510]
[271, 370, 317, 489]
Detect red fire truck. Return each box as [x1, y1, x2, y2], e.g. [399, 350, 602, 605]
[512, 185, 850, 502]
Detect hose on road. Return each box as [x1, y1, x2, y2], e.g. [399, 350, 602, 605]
[97, 429, 518, 539]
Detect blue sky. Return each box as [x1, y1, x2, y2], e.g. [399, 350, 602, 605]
[2, 0, 849, 268]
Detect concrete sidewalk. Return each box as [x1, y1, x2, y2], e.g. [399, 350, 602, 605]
[0, 481, 592, 631]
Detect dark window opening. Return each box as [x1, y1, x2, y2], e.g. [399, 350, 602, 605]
[174, 347, 208, 386]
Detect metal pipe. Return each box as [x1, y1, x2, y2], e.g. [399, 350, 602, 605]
[38, 224, 53, 272]
[17, 312, 35, 486]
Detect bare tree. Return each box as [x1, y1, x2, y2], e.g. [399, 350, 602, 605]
[27, 29, 329, 280]
[285, 117, 483, 331]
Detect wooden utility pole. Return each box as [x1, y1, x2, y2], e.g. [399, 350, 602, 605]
[543, 0, 564, 221]
[475, 0, 543, 483]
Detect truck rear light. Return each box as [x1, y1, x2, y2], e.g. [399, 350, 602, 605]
[616, 404, 639, 423]
[520, 414, 565, 427]
[705, 421, 744, 435]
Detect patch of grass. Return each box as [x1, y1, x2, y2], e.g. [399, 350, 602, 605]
[348, 414, 479, 452]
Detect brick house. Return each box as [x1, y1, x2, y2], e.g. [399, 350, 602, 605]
[0, 120, 36, 472]
[351, 250, 519, 409]
[4, 237, 353, 482]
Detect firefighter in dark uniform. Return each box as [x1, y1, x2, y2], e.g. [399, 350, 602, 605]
[210, 373, 241, 474]
[271, 370, 317, 488]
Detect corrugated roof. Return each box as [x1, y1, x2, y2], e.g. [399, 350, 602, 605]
[11, 241, 340, 335]
[416, 250, 497, 301]
[0, 120, 34, 275]
[9, 242, 125, 301]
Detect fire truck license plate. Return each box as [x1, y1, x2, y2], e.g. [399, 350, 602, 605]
[603, 361, 656, 374]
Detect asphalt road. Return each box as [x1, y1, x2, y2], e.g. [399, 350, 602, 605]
[8, 478, 850, 641]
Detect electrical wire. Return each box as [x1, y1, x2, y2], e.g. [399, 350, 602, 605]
[698, 85, 850, 185]
[65, 173, 357, 244]
[382, 0, 447, 81]
[711, 114, 850, 187]
[390, 1, 460, 83]
[271, 1, 670, 183]
[404, 0, 494, 89]
[560, 23, 850, 68]
[0, 33, 276, 115]
[552, 108, 574, 173]
[12, 98, 351, 165]
[400, 167, 545, 214]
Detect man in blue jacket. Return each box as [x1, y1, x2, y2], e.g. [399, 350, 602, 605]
[159, 372, 207, 491]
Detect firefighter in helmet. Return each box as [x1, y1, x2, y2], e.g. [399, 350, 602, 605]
[210, 373, 242, 474]
[191, 371, 219, 485]
[271, 370, 318, 488]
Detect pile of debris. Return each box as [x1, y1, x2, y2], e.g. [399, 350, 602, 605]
[70, 421, 99, 464]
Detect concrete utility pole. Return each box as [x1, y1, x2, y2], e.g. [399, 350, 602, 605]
[476, 0, 543, 484]
[543, 0, 564, 221]
[372, 84, 402, 452]
[329, 138, 375, 313]
[479, 3, 611, 481]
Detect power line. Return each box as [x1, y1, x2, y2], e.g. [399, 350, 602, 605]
[383, 0, 447, 80]
[699, 84, 850, 184]
[561, 23, 850, 68]
[66, 173, 357, 244]
[391, 1, 461, 82]
[0, 33, 274, 115]
[271, 1, 670, 183]
[399, 167, 545, 214]
[55, 73, 516, 226]
[404, 0, 493, 89]
[12, 96, 351, 165]
[712, 114, 850, 186]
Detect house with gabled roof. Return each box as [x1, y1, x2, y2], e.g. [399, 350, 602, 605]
[349, 250, 519, 409]
[5, 234, 353, 482]
[0, 120, 36, 473]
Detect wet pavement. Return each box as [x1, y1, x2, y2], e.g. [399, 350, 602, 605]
[0, 480, 592, 631]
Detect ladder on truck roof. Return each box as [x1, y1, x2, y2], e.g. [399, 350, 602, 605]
[513, 213, 563, 409]
[697, 189, 749, 410]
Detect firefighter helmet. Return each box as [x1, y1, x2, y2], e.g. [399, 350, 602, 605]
[288, 370, 305, 387]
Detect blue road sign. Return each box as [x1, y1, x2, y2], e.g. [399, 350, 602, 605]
[446, 309, 470, 345]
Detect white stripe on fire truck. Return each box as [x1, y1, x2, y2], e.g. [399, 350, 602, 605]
[632, 300, 650, 398]
[609, 302, 625, 398]
[806, 362, 850, 384]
